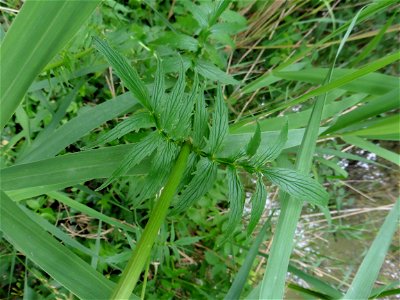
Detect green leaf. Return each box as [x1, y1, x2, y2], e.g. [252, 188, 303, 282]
[206, 85, 229, 154]
[0, 0, 101, 129]
[266, 51, 400, 117]
[137, 140, 179, 201]
[153, 32, 199, 52]
[274, 68, 398, 96]
[343, 199, 399, 299]
[18, 92, 138, 164]
[171, 72, 199, 140]
[324, 89, 399, 134]
[225, 166, 245, 238]
[0, 191, 121, 299]
[208, 0, 232, 26]
[245, 122, 261, 157]
[85, 111, 154, 149]
[251, 121, 288, 167]
[247, 175, 267, 235]
[97, 132, 161, 190]
[160, 61, 190, 139]
[151, 58, 165, 111]
[341, 114, 400, 140]
[342, 136, 400, 166]
[47, 191, 136, 233]
[225, 219, 271, 300]
[260, 7, 365, 297]
[171, 158, 218, 215]
[192, 85, 209, 148]
[1, 145, 149, 195]
[20, 204, 97, 259]
[2, 128, 318, 198]
[93, 37, 151, 110]
[262, 168, 329, 206]
[195, 59, 238, 85]
[174, 236, 203, 246]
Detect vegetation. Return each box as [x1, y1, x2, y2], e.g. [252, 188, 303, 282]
[1, 0, 399, 299]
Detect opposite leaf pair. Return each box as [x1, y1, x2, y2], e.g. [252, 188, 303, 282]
[90, 37, 329, 236]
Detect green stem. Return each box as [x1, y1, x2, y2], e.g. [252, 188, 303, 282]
[110, 142, 191, 300]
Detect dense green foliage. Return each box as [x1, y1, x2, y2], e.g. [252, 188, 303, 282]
[1, 0, 399, 299]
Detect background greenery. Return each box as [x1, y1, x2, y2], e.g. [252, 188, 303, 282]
[0, 0, 399, 299]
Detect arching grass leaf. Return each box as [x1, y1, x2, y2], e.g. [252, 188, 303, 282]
[247, 175, 267, 235]
[206, 84, 229, 154]
[97, 132, 161, 190]
[1, 0, 101, 129]
[17, 92, 137, 164]
[225, 219, 271, 300]
[262, 168, 329, 206]
[171, 158, 218, 215]
[343, 199, 399, 299]
[93, 37, 151, 110]
[84, 111, 154, 149]
[0, 191, 117, 299]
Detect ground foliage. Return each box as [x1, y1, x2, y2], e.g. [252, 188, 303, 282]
[0, 0, 399, 299]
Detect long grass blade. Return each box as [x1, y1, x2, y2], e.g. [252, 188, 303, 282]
[0, 190, 131, 299]
[0, 0, 100, 129]
[343, 199, 399, 299]
[259, 8, 365, 298]
[225, 219, 271, 300]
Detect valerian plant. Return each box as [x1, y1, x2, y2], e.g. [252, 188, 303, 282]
[90, 37, 329, 299]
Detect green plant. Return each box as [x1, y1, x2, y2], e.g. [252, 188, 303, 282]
[90, 37, 328, 298]
[1, 1, 399, 299]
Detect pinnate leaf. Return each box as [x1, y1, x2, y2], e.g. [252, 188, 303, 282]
[251, 121, 288, 167]
[172, 158, 218, 215]
[97, 132, 161, 190]
[93, 37, 151, 110]
[192, 86, 209, 148]
[247, 175, 267, 235]
[151, 58, 165, 111]
[137, 139, 179, 201]
[161, 62, 188, 138]
[225, 166, 245, 238]
[206, 85, 229, 154]
[195, 59, 238, 85]
[84, 111, 154, 149]
[262, 168, 329, 206]
[246, 122, 261, 157]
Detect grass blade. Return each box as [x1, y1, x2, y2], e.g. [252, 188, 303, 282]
[225, 219, 271, 300]
[260, 8, 365, 298]
[342, 136, 400, 166]
[0, 191, 120, 299]
[18, 92, 137, 164]
[0, 0, 100, 129]
[343, 199, 399, 299]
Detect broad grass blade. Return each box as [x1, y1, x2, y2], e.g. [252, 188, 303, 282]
[0, 190, 135, 299]
[0, 0, 100, 129]
[18, 92, 137, 163]
[342, 136, 400, 166]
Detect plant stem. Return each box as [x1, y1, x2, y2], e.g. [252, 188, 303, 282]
[110, 142, 191, 300]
